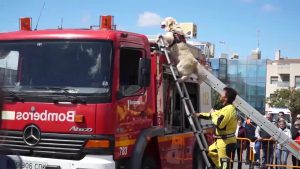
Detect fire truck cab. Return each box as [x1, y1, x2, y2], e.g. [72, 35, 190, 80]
[0, 16, 214, 169]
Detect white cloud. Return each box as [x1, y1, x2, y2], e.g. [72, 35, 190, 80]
[137, 12, 163, 27]
[262, 4, 278, 12]
[240, 0, 255, 3]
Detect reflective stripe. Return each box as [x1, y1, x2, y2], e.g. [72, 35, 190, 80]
[115, 139, 136, 147]
[214, 133, 236, 139]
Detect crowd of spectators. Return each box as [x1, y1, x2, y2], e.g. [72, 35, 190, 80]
[232, 112, 300, 168]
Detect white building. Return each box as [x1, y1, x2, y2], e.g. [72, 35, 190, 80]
[251, 48, 261, 60]
[266, 50, 300, 109]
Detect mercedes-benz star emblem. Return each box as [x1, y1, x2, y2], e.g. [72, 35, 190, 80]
[23, 125, 41, 146]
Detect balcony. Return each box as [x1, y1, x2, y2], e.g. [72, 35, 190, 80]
[277, 81, 290, 88]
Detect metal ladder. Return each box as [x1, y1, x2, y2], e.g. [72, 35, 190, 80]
[196, 57, 300, 160]
[158, 37, 212, 168]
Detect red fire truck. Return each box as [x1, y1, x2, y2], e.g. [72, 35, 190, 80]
[0, 16, 214, 169]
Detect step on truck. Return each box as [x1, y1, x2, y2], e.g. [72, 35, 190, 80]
[0, 16, 215, 169]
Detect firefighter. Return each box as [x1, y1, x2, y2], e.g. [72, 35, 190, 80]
[195, 87, 238, 168]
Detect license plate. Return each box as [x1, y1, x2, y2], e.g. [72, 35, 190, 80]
[15, 161, 48, 169]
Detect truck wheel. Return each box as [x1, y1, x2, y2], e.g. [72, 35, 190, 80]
[193, 147, 206, 169]
[141, 155, 158, 169]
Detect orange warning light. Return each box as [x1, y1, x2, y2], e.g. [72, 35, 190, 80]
[100, 15, 114, 30]
[19, 17, 32, 31]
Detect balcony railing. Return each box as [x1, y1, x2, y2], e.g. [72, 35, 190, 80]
[277, 81, 290, 87]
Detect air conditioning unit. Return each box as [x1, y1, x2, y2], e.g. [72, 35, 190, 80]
[179, 23, 197, 39]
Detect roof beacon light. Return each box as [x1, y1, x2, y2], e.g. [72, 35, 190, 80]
[100, 15, 114, 30]
[19, 17, 32, 31]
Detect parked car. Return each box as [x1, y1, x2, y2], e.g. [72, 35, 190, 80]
[265, 108, 292, 128]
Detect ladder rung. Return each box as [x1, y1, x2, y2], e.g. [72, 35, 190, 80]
[198, 148, 206, 152]
[175, 79, 183, 83]
[194, 146, 206, 152]
[180, 96, 187, 100]
[188, 113, 198, 118]
[194, 131, 203, 134]
[201, 148, 207, 151]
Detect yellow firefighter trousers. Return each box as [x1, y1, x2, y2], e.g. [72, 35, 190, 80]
[208, 137, 236, 168]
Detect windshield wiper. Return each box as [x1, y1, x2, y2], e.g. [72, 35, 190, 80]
[24, 86, 87, 104]
[30, 86, 71, 92]
[3, 90, 24, 102]
[52, 95, 86, 104]
[46, 87, 87, 104]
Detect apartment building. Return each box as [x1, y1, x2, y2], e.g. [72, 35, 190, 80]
[266, 50, 300, 109]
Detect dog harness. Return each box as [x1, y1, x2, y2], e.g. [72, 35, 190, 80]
[169, 31, 186, 47]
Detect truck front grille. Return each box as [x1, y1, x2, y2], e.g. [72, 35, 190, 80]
[0, 130, 109, 160]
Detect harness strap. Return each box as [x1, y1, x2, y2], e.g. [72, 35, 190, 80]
[213, 133, 236, 139]
[169, 31, 186, 47]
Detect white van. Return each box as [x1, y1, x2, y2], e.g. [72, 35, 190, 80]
[265, 107, 292, 127]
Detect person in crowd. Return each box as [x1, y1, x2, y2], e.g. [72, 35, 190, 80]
[255, 113, 275, 169]
[274, 112, 284, 127]
[275, 120, 291, 169]
[244, 117, 257, 164]
[296, 114, 300, 121]
[277, 112, 284, 121]
[232, 117, 247, 169]
[291, 119, 300, 166]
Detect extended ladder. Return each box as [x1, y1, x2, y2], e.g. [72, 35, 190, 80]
[195, 57, 300, 160]
[158, 37, 212, 168]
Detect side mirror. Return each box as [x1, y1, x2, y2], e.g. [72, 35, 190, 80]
[138, 58, 151, 87]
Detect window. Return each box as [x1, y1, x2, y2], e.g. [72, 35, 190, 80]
[0, 51, 19, 86]
[163, 74, 199, 133]
[119, 48, 143, 95]
[295, 76, 300, 88]
[269, 94, 276, 99]
[0, 40, 113, 94]
[270, 76, 278, 84]
[281, 74, 290, 82]
[246, 65, 257, 77]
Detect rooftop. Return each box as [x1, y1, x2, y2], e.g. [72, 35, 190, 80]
[268, 58, 300, 64]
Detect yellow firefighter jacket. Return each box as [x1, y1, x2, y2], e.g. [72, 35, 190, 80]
[199, 104, 237, 140]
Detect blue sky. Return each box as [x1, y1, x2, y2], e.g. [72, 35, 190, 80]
[1, 0, 300, 59]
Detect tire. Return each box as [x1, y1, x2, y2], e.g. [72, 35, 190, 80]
[193, 146, 206, 169]
[141, 155, 158, 169]
[193, 154, 206, 169]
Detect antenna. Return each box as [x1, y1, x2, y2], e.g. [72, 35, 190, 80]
[257, 29, 260, 48]
[34, 1, 46, 30]
[60, 18, 63, 29]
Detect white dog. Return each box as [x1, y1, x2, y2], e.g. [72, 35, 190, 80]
[158, 17, 203, 82]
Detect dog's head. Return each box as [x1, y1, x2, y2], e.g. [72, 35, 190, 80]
[161, 17, 177, 32]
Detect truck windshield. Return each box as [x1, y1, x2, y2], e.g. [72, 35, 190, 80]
[0, 40, 112, 94]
